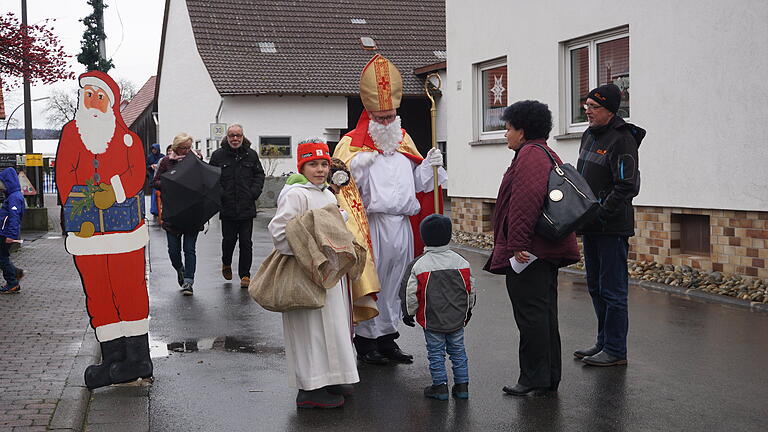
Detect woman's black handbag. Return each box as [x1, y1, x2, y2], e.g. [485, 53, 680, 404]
[532, 144, 599, 241]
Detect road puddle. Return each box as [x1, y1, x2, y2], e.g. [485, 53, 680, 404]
[150, 335, 283, 358]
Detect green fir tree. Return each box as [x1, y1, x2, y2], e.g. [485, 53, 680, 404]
[76, 0, 114, 72]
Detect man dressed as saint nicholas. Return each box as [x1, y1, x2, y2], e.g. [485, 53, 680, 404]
[334, 54, 447, 365]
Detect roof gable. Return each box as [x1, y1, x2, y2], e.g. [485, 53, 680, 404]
[185, 0, 445, 96]
[123, 76, 157, 128]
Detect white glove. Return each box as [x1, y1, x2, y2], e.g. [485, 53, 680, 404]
[426, 148, 443, 167]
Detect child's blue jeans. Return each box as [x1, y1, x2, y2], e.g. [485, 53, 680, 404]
[424, 328, 469, 385]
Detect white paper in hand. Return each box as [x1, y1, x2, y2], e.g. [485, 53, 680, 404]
[509, 253, 537, 274]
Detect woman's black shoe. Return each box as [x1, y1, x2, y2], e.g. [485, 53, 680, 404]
[502, 384, 547, 396]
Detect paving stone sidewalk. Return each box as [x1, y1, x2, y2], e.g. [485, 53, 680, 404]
[0, 230, 96, 432]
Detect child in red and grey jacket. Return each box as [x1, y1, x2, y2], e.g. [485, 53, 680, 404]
[399, 214, 476, 400]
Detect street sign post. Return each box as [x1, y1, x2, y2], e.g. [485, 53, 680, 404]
[210, 123, 227, 141]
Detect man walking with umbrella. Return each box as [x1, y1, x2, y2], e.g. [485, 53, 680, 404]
[209, 124, 265, 288]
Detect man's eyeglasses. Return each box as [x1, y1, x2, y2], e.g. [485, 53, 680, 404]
[227, 133, 243, 138]
[370, 114, 396, 123]
[176, 146, 191, 150]
[583, 104, 604, 111]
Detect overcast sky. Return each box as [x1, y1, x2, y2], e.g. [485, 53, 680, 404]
[1, 0, 165, 129]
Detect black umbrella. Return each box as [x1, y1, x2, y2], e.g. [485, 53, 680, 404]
[160, 155, 222, 228]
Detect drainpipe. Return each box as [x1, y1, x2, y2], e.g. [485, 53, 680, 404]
[215, 98, 224, 123]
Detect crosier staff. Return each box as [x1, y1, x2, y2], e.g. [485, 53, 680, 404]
[424, 72, 442, 214]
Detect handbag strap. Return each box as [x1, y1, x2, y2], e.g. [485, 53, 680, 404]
[530, 143, 558, 167]
[530, 143, 566, 176]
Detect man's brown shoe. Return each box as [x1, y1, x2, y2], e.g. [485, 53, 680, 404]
[222, 265, 232, 280]
[240, 276, 250, 288]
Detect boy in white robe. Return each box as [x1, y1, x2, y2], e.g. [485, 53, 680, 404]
[268, 139, 358, 409]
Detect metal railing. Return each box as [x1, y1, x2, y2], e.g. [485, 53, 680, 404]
[43, 171, 57, 194]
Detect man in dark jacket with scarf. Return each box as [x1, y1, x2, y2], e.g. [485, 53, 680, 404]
[575, 84, 645, 367]
[209, 124, 265, 288]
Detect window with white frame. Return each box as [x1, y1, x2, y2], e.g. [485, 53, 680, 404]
[476, 58, 508, 138]
[564, 29, 629, 132]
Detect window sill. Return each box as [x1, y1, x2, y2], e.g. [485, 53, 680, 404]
[468, 138, 507, 146]
[553, 133, 583, 141]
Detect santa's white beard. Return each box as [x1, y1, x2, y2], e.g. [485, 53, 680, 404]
[368, 116, 402, 155]
[75, 103, 116, 155]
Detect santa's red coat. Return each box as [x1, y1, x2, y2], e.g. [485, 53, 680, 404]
[56, 113, 149, 340]
[56, 120, 147, 256]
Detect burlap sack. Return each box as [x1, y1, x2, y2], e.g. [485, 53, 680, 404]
[248, 250, 325, 312]
[249, 203, 366, 313]
[286, 203, 366, 289]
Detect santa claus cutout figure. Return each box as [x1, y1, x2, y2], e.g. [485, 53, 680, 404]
[56, 71, 151, 389]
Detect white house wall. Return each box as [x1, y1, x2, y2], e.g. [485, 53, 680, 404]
[158, 1, 349, 176]
[158, 0, 221, 151]
[219, 95, 347, 176]
[436, 69, 449, 143]
[446, 0, 768, 212]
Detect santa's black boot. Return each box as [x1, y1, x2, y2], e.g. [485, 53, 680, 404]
[354, 335, 388, 365]
[109, 333, 153, 384]
[84, 337, 126, 389]
[377, 332, 413, 363]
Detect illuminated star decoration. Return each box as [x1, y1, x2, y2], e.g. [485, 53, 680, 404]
[490, 75, 505, 105]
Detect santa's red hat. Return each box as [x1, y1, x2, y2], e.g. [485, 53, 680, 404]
[77, 70, 133, 147]
[79, 71, 120, 109]
[296, 139, 331, 172]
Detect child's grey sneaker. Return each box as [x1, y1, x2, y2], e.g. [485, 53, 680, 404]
[452, 382, 469, 399]
[424, 383, 449, 400]
[0, 284, 20, 294]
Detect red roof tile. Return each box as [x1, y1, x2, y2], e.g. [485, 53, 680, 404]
[185, 0, 445, 96]
[123, 76, 157, 128]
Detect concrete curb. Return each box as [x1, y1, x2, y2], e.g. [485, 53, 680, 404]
[451, 242, 768, 314]
[49, 327, 99, 431]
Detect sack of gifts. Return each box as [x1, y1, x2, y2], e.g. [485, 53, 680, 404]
[63, 185, 144, 233]
[249, 250, 325, 312]
[249, 203, 366, 312]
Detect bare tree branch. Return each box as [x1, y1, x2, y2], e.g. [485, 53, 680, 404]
[44, 88, 78, 129]
[117, 78, 137, 103]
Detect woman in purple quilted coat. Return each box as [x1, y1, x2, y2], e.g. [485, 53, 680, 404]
[485, 100, 579, 397]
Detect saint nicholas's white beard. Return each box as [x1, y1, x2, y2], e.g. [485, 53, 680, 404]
[367, 116, 402, 155]
[75, 102, 116, 155]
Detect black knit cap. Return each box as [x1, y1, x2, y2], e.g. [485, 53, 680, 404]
[420, 214, 452, 247]
[586, 84, 621, 113]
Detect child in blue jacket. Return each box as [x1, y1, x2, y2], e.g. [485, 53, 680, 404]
[0, 167, 25, 293]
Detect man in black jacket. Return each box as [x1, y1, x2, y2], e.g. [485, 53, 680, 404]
[574, 84, 645, 367]
[209, 124, 266, 288]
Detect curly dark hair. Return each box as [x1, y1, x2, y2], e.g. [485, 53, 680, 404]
[501, 100, 552, 140]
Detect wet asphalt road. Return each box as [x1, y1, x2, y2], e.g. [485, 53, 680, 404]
[144, 212, 768, 432]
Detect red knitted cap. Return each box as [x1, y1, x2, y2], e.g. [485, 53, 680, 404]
[296, 140, 331, 172]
